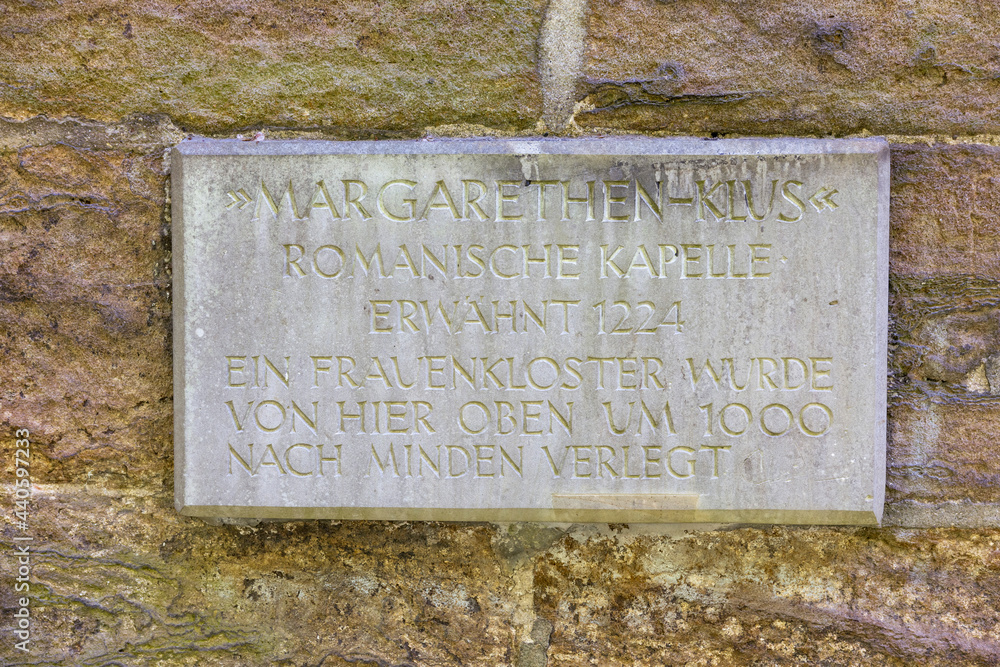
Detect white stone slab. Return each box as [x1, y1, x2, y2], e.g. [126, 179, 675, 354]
[172, 138, 888, 524]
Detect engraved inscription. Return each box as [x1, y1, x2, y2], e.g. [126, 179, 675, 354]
[228, 176, 846, 226]
[175, 139, 888, 523]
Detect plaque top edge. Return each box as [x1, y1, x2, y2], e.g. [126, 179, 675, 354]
[173, 136, 889, 158]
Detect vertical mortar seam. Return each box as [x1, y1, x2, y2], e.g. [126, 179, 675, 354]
[539, 0, 589, 133]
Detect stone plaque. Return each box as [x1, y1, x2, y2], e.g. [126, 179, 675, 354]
[172, 138, 888, 524]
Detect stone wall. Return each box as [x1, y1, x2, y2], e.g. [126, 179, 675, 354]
[2, 0, 1000, 664]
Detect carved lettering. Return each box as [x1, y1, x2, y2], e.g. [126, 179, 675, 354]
[186, 145, 880, 524]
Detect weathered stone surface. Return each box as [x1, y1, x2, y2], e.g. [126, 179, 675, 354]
[581, 0, 1000, 136]
[882, 144, 1000, 515]
[0, 0, 543, 133]
[536, 526, 1000, 665]
[1, 1, 1000, 652]
[173, 138, 887, 524]
[0, 115, 185, 153]
[888, 276, 1000, 508]
[890, 143, 1000, 279]
[0, 143, 172, 486]
[890, 400, 1000, 505]
[1, 490, 518, 665]
[886, 143, 1000, 510]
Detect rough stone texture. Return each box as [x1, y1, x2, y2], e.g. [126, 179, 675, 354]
[581, 0, 1000, 136]
[0, 142, 172, 488]
[0, 0, 544, 134]
[890, 144, 1000, 279]
[887, 145, 1000, 516]
[537, 526, 1000, 666]
[2, 0, 1000, 661]
[2, 131, 998, 664]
